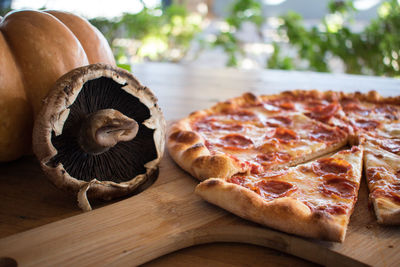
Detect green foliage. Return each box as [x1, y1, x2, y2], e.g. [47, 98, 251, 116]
[90, 4, 203, 66]
[227, 0, 264, 28]
[267, 43, 294, 70]
[4, 0, 398, 76]
[267, 0, 400, 77]
[211, 0, 265, 67]
[89, 17, 120, 42]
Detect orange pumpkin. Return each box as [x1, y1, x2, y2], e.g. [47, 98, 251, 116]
[0, 10, 115, 161]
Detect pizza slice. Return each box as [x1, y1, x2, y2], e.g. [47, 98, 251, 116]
[250, 113, 348, 170]
[364, 143, 400, 224]
[195, 146, 363, 242]
[168, 98, 348, 181]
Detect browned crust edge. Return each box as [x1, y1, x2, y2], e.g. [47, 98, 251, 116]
[260, 89, 400, 109]
[195, 178, 347, 242]
[167, 118, 246, 181]
[339, 90, 400, 105]
[167, 93, 264, 181]
[260, 89, 341, 102]
[32, 63, 166, 200]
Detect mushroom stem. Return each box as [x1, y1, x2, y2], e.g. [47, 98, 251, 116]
[78, 109, 138, 155]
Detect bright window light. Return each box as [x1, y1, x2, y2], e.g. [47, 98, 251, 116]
[263, 0, 287, 5]
[11, 0, 161, 18]
[354, 0, 381, 10]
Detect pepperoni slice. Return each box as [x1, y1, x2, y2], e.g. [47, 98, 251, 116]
[271, 127, 298, 143]
[390, 183, 400, 192]
[255, 180, 296, 201]
[321, 204, 348, 215]
[341, 99, 372, 117]
[314, 203, 349, 215]
[319, 158, 351, 174]
[280, 102, 295, 110]
[227, 176, 247, 186]
[309, 124, 345, 142]
[255, 152, 291, 166]
[210, 121, 243, 131]
[264, 116, 293, 127]
[249, 163, 263, 174]
[312, 158, 352, 179]
[340, 97, 358, 109]
[353, 119, 380, 130]
[260, 169, 289, 178]
[371, 189, 400, 204]
[366, 167, 388, 184]
[306, 103, 339, 122]
[321, 178, 357, 199]
[375, 138, 400, 154]
[366, 166, 400, 185]
[341, 98, 365, 112]
[305, 99, 326, 108]
[298, 165, 313, 173]
[221, 108, 257, 122]
[193, 118, 216, 132]
[217, 134, 253, 150]
[375, 105, 399, 120]
[266, 99, 295, 111]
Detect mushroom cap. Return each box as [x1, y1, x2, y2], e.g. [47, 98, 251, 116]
[33, 63, 165, 203]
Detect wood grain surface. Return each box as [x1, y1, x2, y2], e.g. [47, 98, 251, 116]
[0, 152, 399, 266]
[0, 156, 317, 267]
[1, 63, 400, 266]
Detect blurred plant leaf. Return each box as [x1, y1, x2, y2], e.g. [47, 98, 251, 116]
[211, 0, 265, 67]
[117, 63, 132, 72]
[89, 3, 203, 67]
[268, 0, 400, 76]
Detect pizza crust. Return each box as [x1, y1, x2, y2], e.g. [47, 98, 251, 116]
[167, 118, 246, 180]
[195, 178, 347, 242]
[339, 90, 400, 105]
[261, 89, 341, 102]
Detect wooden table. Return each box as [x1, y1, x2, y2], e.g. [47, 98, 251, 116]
[1, 62, 400, 266]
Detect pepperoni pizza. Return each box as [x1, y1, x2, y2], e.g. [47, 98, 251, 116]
[167, 90, 400, 242]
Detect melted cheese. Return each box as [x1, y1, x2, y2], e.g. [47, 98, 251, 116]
[364, 144, 400, 204]
[194, 110, 346, 174]
[231, 147, 363, 217]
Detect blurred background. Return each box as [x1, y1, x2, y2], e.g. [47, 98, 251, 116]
[1, 0, 399, 77]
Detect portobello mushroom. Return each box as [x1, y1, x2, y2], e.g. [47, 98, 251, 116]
[33, 63, 165, 211]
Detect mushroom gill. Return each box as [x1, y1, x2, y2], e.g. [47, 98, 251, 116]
[49, 77, 158, 183]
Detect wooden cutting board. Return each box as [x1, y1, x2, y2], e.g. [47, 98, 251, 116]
[0, 152, 399, 267]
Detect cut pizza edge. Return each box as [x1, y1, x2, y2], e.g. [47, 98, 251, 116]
[195, 146, 364, 242]
[363, 142, 400, 225]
